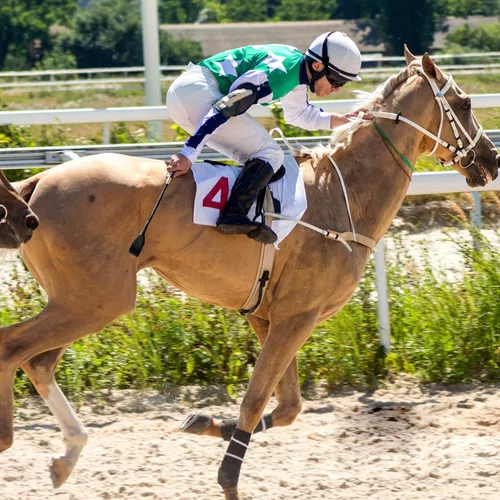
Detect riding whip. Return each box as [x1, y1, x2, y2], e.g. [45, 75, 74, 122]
[129, 172, 173, 257]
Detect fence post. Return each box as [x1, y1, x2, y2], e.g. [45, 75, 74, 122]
[102, 123, 111, 144]
[374, 238, 391, 352]
[471, 192, 482, 228]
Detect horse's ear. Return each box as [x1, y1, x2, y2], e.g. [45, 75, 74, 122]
[404, 45, 417, 65]
[421, 52, 446, 82]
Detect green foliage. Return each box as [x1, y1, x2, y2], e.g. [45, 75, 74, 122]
[0, 0, 77, 70]
[0, 113, 149, 182]
[34, 40, 77, 71]
[377, 0, 439, 55]
[110, 122, 146, 144]
[222, 0, 268, 22]
[270, 103, 326, 137]
[440, 0, 500, 17]
[386, 232, 500, 383]
[334, 0, 373, 19]
[198, 2, 227, 23]
[4, 228, 500, 398]
[158, 0, 204, 24]
[58, 0, 202, 67]
[279, 0, 337, 21]
[445, 23, 500, 52]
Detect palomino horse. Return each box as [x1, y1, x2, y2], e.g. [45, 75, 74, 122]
[0, 169, 39, 247]
[0, 49, 498, 499]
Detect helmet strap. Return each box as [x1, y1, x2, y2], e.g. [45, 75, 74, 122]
[307, 58, 326, 93]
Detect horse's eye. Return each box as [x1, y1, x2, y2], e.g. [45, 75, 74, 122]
[463, 98, 471, 110]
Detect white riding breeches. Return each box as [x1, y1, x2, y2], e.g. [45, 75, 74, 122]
[166, 64, 284, 172]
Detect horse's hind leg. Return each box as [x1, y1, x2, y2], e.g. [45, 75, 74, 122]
[21, 347, 88, 488]
[180, 315, 302, 439]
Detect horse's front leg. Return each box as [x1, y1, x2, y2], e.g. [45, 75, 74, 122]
[217, 312, 317, 500]
[180, 315, 302, 439]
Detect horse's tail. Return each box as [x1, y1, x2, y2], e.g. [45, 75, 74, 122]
[12, 171, 47, 204]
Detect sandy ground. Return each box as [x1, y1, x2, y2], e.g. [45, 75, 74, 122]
[0, 378, 498, 500]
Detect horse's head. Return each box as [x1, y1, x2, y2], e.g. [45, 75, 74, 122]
[0, 170, 39, 249]
[405, 46, 499, 187]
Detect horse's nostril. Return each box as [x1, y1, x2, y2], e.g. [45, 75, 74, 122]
[25, 214, 39, 231]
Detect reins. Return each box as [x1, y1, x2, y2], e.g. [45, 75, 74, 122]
[265, 67, 484, 254]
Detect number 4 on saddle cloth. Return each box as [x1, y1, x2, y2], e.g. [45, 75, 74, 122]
[192, 155, 307, 249]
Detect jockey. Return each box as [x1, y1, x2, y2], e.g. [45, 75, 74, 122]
[167, 31, 365, 244]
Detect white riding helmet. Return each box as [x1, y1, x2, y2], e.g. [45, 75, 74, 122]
[305, 32, 362, 90]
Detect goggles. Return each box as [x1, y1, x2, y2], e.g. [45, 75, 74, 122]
[326, 71, 349, 88]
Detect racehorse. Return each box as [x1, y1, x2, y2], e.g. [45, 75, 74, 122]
[0, 169, 39, 247]
[0, 48, 498, 500]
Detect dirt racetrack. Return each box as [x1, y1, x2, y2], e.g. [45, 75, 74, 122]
[0, 377, 498, 500]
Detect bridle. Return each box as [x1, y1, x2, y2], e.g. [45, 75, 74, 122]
[0, 204, 7, 225]
[370, 69, 484, 169]
[0, 204, 21, 244]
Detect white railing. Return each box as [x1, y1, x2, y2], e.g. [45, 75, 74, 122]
[2, 52, 500, 91]
[1, 52, 498, 80]
[1, 94, 500, 128]
[3, 64, 500, 92]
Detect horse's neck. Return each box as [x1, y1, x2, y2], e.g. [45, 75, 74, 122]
[308, 122, 420, 243]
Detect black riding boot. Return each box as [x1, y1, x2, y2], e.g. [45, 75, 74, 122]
[216, 158, 278, 244]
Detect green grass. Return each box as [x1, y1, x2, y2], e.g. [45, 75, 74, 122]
[2, 228, 499, 398]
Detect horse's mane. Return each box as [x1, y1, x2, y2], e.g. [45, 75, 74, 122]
[303, 63, 419, 166]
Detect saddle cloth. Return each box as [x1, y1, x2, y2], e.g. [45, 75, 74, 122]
[192, 155, 307, 249]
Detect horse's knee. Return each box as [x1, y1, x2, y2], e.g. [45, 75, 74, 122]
[273, 399, 302, 427]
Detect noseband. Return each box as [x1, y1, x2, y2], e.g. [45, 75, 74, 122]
[370, 69, 483, 169]
[0, 204, 7, 225]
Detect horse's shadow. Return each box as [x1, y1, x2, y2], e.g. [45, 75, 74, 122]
[14, 420, 118, 432]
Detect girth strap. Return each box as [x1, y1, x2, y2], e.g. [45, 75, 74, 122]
[239, 187, 277, 315]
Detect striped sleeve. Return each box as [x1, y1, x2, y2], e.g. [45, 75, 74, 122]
[179, 108, 230, 164]
[280, 85, 332, 130]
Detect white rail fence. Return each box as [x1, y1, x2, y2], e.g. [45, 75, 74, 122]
[1, 94, 500, 145]
[1, 96, 500, 350]
[1, 52, 500, 91]
[1, 51, 498, 80]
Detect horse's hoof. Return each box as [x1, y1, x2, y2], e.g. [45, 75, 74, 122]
[223, 487, 239, 500]
[179, 412, 212, 435]
[50, 455, 74, 488]
[0, 437, 13, 453]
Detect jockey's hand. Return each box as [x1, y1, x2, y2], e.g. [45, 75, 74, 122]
[331, 108, 373, 128]
[168, 153, 192, 178]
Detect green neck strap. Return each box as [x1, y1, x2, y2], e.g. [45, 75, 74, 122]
[374, 122, 414, 174]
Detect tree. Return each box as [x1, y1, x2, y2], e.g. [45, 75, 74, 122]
[0, 0, 77, 70]
[58, 0, 202, 68]
[158, 0, 204, 24]
[334, 0, 372, 19]
[440, 0, 500, 17]
[279, 0, 337, 21]
[446, 23, 500, 51]
[223, 0, 268, 22]
[377, 0, 438, 55]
